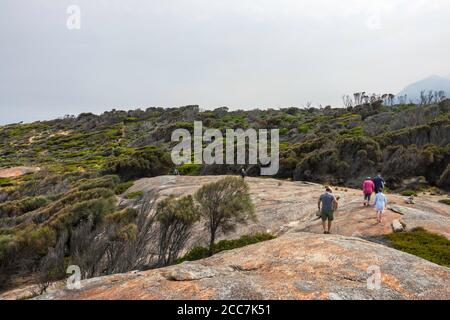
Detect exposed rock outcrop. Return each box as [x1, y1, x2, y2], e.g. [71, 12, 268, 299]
[125, 176, 450, 241]
[2, 176, 449, 300]
[0, 166, 40, 178]
[29, 233, 450, 300]
[388, 204, 450, 238]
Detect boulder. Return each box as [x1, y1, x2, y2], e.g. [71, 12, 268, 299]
[388, 204, 450, 238]
[392, 219, 404, 232]
[0, 166, 40, 178]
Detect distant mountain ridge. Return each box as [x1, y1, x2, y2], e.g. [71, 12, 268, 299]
[398, 75, 450, 102]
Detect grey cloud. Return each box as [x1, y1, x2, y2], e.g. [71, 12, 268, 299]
[1, 0, 449, 124]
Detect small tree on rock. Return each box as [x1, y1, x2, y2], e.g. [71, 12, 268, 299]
[155, 195, 199, 266]
[195, 177, 256, 255]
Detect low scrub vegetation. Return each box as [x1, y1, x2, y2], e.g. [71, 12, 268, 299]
[400, 190, 418, 197]
[386, 227, 450, 267]
[178, 233, 275, 263]
[0, 178, 14, 187]
[0, 102, 449, 291]
[0, 196, 49, 218]
[103, 147, 172, 180]
[124, 191, 144, 199]
[0, 175, 258, 291]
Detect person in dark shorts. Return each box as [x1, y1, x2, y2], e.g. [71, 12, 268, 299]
[318, 186, 338, 234]
[373, 173, 385, 193]
[362, 177, 375, 206]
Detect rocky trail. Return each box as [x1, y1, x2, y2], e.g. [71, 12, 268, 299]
[1, 175, 449, 300]
[125, 176, 450, 241]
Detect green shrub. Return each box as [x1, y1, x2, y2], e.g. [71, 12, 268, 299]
[339, 126, 363, 137]
[0, 196, 50, 218]
[116, 223, 138, 241]
[297, 123, 311, 134]
[178, 233, 275, 263]
[195, 176, 256, 253]
[21, 226, 57, 256]
[58, 188, 115, 207]
[387, 227, 450, 267]
[0, 234, 14, 262]
[156, 195, 200, 266]
[177, 246, 210, 263]
[115, 181, 134, 195]
[124, 191, 143, 199]
[78, 175, 120, 191]
[438, 199, 450, 205]
[103, 147, 172, 180]
[177, 163, 202, 176]
[214, 233, 275, 251]
[0, 178, 14, 187]
[50, 197, 116, 231]
[279, 128, 289, 135]
[400, 190, 418, 197]
[106, 207, 138, 224]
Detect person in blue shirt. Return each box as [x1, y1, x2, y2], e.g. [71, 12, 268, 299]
[373, 172, 385, 194]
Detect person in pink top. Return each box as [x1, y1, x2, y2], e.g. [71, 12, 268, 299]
[362, 177, 375, 206]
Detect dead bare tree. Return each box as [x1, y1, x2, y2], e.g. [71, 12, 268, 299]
[362, 93, 369, 104]
[36, 232, 68, 294]
[353, 92, 362, 106]
[433, 90, 446, 103]
[104, 191, 160, 273]
[70, 218, 109, 279]
[420, 90, 434, 105]
[388, 94, 395, 106]
[427, 90, 434, 104]
[155, 195, 199, 267]
[342, 95, 353, 107]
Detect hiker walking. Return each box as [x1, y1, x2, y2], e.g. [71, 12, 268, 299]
[374, 187, 388, 224]
[373, 172, 385, 193]
[240, 168, 247, 179]
[173, 168, 180, 176]
[317, 186, 338, 234]
[362, 177, 375, 206]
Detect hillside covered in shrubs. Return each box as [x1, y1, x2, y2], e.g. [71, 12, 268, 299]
[0, 100, 449, 292]
[1, 100, 449, 190]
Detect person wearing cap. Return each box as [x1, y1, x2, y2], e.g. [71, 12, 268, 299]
[318, 186, 338, 234]
[362, 177, 375, 206]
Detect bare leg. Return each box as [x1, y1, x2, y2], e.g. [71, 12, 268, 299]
[328, 220, 332, 233]
[322, 220, 327, 233]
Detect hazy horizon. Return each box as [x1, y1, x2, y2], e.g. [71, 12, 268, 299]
[1, 0, 450, 124]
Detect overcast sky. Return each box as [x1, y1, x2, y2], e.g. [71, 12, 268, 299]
[1, 0, 450, 124]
